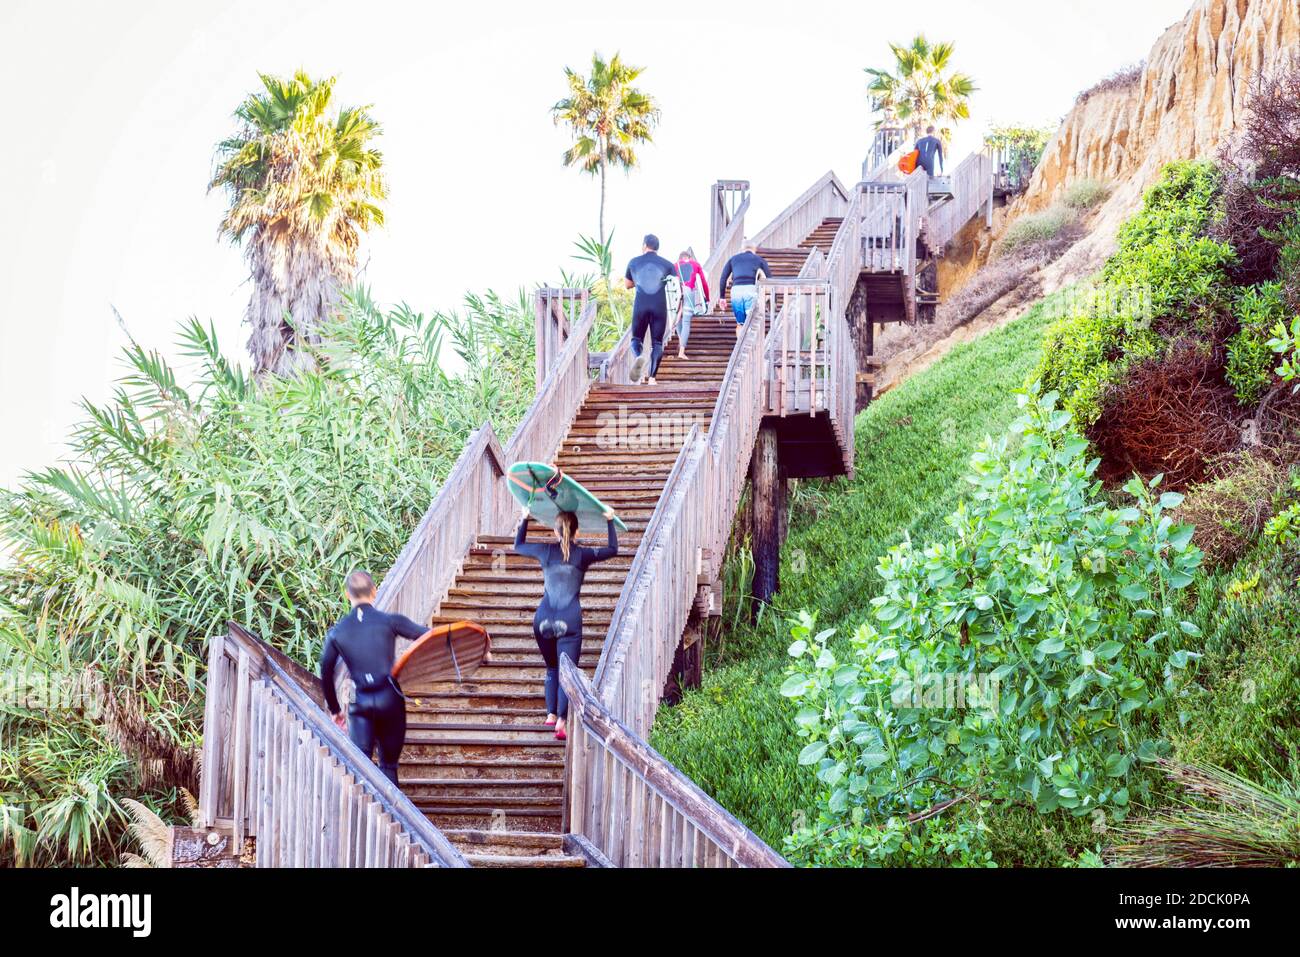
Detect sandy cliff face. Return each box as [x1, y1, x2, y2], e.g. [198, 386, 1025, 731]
[1016, 0, 1299, 273]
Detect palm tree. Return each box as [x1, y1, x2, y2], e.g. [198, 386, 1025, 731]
[865, 35, 977, 143]
[211, 71, 387, 378]
[552, 53, 660, 248]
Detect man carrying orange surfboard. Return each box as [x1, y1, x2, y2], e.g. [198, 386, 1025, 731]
[319, 570, 429, 787]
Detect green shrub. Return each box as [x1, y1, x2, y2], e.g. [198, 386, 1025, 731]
[999, 204, 1076, 253]
[1036, 161, 1235, 425]
[1267, 308, 1300, 397]
[649, 297, 1060, 850]
[1263, 473, 1300, 546]
[1063, 178, 1111, 210]
[1226, 282, 1289, 403]
[1170, 538, 1300, 782]
[1103, 161, 1233, 316]
[780, 387, 1203, 866]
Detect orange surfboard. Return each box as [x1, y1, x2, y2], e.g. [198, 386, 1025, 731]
[392, 621, 491, 685]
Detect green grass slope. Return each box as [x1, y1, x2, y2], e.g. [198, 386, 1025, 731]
[651, 295, 1059, 850]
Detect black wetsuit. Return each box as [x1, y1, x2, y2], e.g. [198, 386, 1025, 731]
[320, 603, 427, 786]
[915, 135, 944, 177]
[625, 252, 679, 378]
[514, 517, 619, 718]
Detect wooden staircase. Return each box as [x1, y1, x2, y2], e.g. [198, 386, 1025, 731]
[394, 230, 827, 866]
[399, 326, 741, 866]
[189, 154, 988, 869]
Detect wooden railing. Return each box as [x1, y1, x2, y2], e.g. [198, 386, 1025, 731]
[710, 180, 750, 250]
[988, 144, 1034, 195]
[593, 308, 767, 735]
[927, 151, 993, 250]
[562, 658, 789, 867]
[748, 171, 851, 251]
[758, 183, 860, 459]
[760, 280, 832, 418]
[377, 292, 597, 624]
[863, 125, 907, 181]
[860, 169, 926, 275]
[198, 623, 469, 867]
[534, 287, 589, 388]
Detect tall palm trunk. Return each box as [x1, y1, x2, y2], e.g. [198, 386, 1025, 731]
[598, 156, 607, 248]
[245, 224, 353, 378]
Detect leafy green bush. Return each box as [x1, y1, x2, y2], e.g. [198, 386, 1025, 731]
[1226, 282, 1289, 403]
[1063, 178, 1111, 210]
[1268, 312, 1300, 393]
[1036, 161, 1235, 424]
[1263, 473, 1300, 547]
[999, 205, 1076, 253]
[650, 298, 1060, 852]
[780, 387, 1203, 866]
[1103, 161, 1233, 316]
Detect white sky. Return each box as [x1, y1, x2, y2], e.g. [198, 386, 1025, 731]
[0, 0, 1191, 489]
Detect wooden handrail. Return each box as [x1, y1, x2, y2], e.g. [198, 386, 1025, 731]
[863, 126, 907, 181]
[377, 295, 598, 625]
[197, 623, 470, 867]
[504, 295, 598, 468]
[927, 151, 994, 250]
[594, 295, 768, 731]
[534, 288, 589, 387]
[561, 657, 789, 867]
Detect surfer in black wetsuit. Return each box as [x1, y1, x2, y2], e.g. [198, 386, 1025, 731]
[514, 503, 619, 740]
[319, 570, 428, 786]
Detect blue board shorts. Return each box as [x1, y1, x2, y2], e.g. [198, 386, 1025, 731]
[731, 284, 757, 325]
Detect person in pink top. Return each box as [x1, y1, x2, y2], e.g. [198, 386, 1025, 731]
[674, 249, 710, 360]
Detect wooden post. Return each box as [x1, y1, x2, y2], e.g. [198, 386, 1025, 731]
[664, 619, 704, 703]
[750, 426, 783, 607]
[846, 276, 874, 413]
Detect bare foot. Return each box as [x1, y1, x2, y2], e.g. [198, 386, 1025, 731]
[678, 351, 688, 360]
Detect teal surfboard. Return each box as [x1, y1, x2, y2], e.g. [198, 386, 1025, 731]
[506, 462, 628, 534]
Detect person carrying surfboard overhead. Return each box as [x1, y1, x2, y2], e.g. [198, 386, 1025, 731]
[623, 233, 679, 386]
[319, 570, 428, 786]
[513, 497, 619, 740]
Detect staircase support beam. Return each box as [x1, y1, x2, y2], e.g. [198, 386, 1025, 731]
[750, 425, 786, 608]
